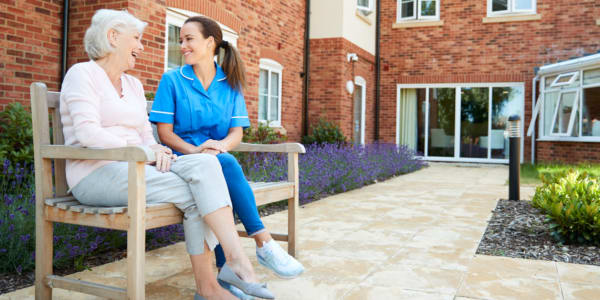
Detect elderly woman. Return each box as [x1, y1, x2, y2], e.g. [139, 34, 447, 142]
[60, 9, 273, 300]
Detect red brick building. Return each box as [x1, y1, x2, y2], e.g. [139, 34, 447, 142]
[2, 0, 600, 163]
[379, 0, 600, 163]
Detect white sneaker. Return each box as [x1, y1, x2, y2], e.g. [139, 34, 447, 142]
[256, 240, 304, 279]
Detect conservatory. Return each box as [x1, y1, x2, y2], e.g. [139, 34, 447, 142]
[527, 53, 600, 156]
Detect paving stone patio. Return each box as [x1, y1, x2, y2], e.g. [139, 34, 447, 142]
[3, 163, 599, 299]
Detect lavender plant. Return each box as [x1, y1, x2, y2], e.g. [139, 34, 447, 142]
[239, 143, 426, 205]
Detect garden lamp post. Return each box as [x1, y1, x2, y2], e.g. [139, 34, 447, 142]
[508, 115, 521, 201]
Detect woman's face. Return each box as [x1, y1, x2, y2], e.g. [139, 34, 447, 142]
[110, 27, 144, 70]
[179, 22, 214, 65]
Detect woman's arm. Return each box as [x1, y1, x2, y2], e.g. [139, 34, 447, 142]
[156, 122, 200, 155]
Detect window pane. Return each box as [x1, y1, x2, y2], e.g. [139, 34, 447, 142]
[543, 91, 559, 136]
[269, 96, 279, 121]
[491, 87, 523, 159]
[545, 75, 557, 89]
[582, 87, 600, 136]
[460, 87, 489, 158]
[258, 95, 268, 120]
[584, 68, 600, 86]
[428, 88, 455, 157]
[492, 0, 508, 12]
[399, 89, 425, 153]
[270, 72, 279, 96]
[357, 0, 369, 8]
[167, 24, 184, 70]
[259, 70, 268, 95]
[401, 0, 415, 18]
[552, 92, 577, 135]
[420, 0, 436, 16]
[554, 74, 575, 85]
[515, 0, 533, 10]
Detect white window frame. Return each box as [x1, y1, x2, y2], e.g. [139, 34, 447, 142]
[535, 67, 600, 142]
[258, 58, 283, 127]
[551, 71, 579, 88]
[549, 90, 580, 137]
[354, 76, 367, 145]
[164, 8, 239, 72]
[396, 82, 525, 164]
[357, 0, 373, 13]
[487, 0, 536, 17]
[397, 0, 440, 22]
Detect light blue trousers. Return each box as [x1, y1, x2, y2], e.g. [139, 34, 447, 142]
[71, 153, 232, 255]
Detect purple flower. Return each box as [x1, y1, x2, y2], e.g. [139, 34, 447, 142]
[0, 248, 6, 253]
[16, 265, 23, 274]
[20, 234, 31, 243]
[8, 224, 14, 232]
[9, 213, 15, 220]
[4, 194, 14, 206]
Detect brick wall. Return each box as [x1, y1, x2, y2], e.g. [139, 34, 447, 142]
[0, 0, 64, 109]
[379, 0, 600, 162]
[308, 37, 376, 143]
[1, 0, 307, 141]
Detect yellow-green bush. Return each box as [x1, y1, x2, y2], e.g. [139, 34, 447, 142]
[532, 170, 600, 245]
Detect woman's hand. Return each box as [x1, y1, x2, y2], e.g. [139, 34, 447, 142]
[199, 148, 220, 156]
[149, 144, 177, 172]
[198, 139, 227, 153]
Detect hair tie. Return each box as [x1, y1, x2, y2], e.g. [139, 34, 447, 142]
[219, 40, 229, 49]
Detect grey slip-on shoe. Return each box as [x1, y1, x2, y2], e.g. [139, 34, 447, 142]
[217, 264, 275, 299]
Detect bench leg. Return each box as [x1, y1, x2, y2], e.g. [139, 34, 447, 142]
[287, 196, 298, 257]
[35, 158, 53, 300]
[35, 219, 53, 300]
[127, 162, 146, 300]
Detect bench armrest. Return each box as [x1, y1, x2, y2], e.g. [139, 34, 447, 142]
[40, 145, 156, 162]
[232, 142, 306, 154]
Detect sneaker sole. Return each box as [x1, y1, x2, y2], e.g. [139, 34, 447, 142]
[257, 255, 304, 279]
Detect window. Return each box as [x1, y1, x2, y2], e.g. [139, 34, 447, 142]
[488, 0, 536, 16]
[165, 9, 238, 71]
[397, 0, 439, 22]
[258, 59, 283, 126]
[530, 68, 600, 140]
[397, 83, 524, 162]
[357, 0, 372, 12]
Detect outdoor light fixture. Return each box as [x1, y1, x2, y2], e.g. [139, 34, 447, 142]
[346, 80, 355, 94]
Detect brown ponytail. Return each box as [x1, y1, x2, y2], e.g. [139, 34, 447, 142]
[184, 16, 247, 91]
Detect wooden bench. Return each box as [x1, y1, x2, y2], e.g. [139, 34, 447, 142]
[31, 82, 305, 300]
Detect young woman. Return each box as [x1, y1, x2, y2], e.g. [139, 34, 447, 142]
[61, 9, 273, 300]
[150, 16, 304, 299]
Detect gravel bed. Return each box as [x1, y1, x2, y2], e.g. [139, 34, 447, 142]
[476, 199, 600, 266]
[0, 202, 290, 295]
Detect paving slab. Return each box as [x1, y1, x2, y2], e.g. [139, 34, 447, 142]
[3, 162, 599, 300]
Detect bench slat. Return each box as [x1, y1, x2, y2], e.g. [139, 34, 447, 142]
[45, 196, 76, 206]
[55, 200, 82, 210]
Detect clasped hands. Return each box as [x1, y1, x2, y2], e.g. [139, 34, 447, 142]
[195, 139, 228, 156]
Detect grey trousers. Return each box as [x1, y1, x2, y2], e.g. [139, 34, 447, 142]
[71, 153, 232, 255]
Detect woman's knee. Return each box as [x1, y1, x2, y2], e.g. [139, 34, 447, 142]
[217, 153, 241, 170]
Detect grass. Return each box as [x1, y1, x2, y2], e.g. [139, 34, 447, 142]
[520, 162, 600, 185]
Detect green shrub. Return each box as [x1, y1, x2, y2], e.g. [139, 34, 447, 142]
[301, 118, 347, 145]
[242, 122, 287, 144]
[532, 170, 600, 245]
[0, 103, 34, 164]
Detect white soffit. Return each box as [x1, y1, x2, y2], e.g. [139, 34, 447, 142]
[538, 53, 600, 76]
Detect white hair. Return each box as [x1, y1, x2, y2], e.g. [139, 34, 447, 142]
[84, 9, 147, 60]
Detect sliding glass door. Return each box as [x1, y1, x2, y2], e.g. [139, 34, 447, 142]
[397, 84, 524, 162]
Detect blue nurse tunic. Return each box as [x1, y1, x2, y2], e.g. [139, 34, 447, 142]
[149, 63, 250, 155]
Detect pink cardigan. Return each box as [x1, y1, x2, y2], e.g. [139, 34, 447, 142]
[60, 60, 157, 188]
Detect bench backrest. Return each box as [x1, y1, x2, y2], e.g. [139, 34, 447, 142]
[30, 84, 68, 198]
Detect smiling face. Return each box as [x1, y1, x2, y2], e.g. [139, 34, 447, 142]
[179, 22, 216, 65]
[109, 27, 144, 71]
